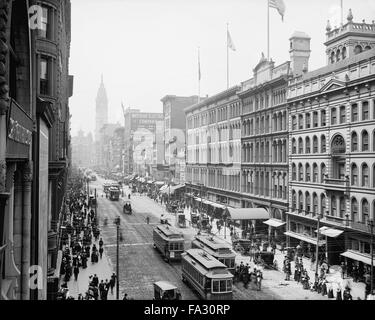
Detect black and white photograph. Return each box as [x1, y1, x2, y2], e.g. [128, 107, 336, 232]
[0, 0, 374, 308]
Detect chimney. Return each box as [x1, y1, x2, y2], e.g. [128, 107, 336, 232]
[289, 31, 311, 76]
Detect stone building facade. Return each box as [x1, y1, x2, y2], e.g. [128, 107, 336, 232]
[286, 12, 375, 267]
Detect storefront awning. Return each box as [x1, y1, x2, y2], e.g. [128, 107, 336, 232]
[160, 184, 185, 195]
[341, 250, 373, 266]
[263, 219, 286, 228]
[284, 231, 326, 246]
[226, 208, 269, 220]
[315, 226, 344, 238]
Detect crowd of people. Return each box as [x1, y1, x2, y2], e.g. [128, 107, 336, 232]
[234, 261, 263, 291]
[57, 178, 116, 300]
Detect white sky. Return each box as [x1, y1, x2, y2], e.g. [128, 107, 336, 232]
[69, 0, 375, 136]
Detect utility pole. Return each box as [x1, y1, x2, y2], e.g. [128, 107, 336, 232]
[114, 216, 121, 300]
[369, 219, 374, 296]
[94, 188, 97, 221]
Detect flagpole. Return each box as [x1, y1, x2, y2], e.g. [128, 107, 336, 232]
[227, 23, 229, 89]
[340, 0, 343, 25]
[267, 0, 270, 60]
[198, 47, 201, 103]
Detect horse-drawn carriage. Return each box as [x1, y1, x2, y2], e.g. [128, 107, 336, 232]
[123, 200, 132, 215]
[232, 239, 252, 255]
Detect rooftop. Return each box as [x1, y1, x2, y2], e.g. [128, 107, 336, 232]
[184, 249, 227, 269]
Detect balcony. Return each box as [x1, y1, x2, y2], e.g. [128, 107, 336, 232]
[348, 221, 372, 234]
[323, 176, 349, 195]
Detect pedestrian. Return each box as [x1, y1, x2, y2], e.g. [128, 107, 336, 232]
[256, 269, 263, 291]
[99, 246, 104, 259]
[110, 273, 116, 294]
[343, 287, 353, 300]
[123, 293, 128, 300]
[73, 265, 79, 281]
[336, 287, 342, 300]
[99, 280, 105, 300]
[341, 261, 347, 279]
[93, 274, 99, 287]
[99, 238, 104, 249]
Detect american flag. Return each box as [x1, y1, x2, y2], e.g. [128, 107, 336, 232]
[269, 0, 286, 21]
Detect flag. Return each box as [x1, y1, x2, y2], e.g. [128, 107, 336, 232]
[227, 30, 236, 51]
[198, 49, 201, 81]
[269, 0, 286, 21]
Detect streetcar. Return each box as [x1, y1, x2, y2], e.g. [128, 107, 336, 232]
[191, 234, 236, 273]
[181, 249, 233, 300]
[109, 187, 120, 201]
[153, 225, 185, 262]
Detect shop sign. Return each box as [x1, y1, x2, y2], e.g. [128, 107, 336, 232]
[8, 118, 32, 145]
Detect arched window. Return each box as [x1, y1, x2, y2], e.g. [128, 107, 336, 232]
[336, 50, 341, 62]
[298, 137, 303, 154]
[321, 194, 326, 215]
[313, 136, 318, 153]
[298, 114, 303, 130]
[305, 163, 311, 182]
[331, 108, 337, 125]
[362, 101, 369, 121]
[292, 190, 297, 211]
[313, 112, 318, 128]
[351, 164, 358, 186]
[354, 45, 363, 54]
[321, 135, 326, 153]
[330, 51, 335, 64]
[305, 137, 311, 154]
[298, 163, 303, 181]
[362, 130, 369, 151]
[313, 163, 318, 182]
[351, 132, 358, 152]
[298, 191, 304, 213]
[351, 198, 358, 222]
[362, 199, 369, 224]
[292, 163, 297, 181]
[339, 197, 345, 218]
[292, 138, 297, 154]
[365, 45, 372, 51]
[321, 163, 326, 183]
[313, 193, 318, 215]
[342, 47, 347, 59]
[362, 163, 369, 187]
[305, 113, 311, 129]
[331, 196, 337, 216]
[306, 193, 311, 214]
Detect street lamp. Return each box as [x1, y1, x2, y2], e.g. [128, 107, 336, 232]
[114, 216, 121, 300]
[315, 212, 323, 282]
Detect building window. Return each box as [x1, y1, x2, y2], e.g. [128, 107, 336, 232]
[292, 191, 297, 211]
[313, 136, 318, 153]
[351, 198, 358, 222]
[362, 164, 369, 187]
[362, 199, 369, 224]
[362, 130, 369, 151]
[362, 101, 369, 121]
[313, 164, 318, 182]
[305, 137, 311, 154]
[298, 164, 303, 181]
[292, 164, 296, 181]
[292, 116, 297, 130]
[331, 196, 337, 216]
[351, 164, 358, 186]
[306, 193, 311, 214]
[292, 138, 297, 154]
[298, 191, 303, 213]
[339, 106, 346, 124]
[306, 113, 311, 129]
[339, 197, 345, 217]
[298, 138, 303, 154]
[321, 110, 326, 126]
[351, 104, 358, 122]
[305, 163, 311, 182]
[313, 112, 318, 128]
[331, 108, 337, 125]
[351, 132, 358, 152]
[298, 114, 303, 130]
[40, 56, 49, 95]
[321, 135, 326, 153]
[321, 163, 326, 183]
[321, 194, 326, 215]
[38, 6, 50, 39]
[313, 193, 318, 215]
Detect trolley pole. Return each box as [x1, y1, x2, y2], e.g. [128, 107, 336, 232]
[315, 214, 321, 282]
[115, 216, 121, 300]
[369, 219, 374, 296]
